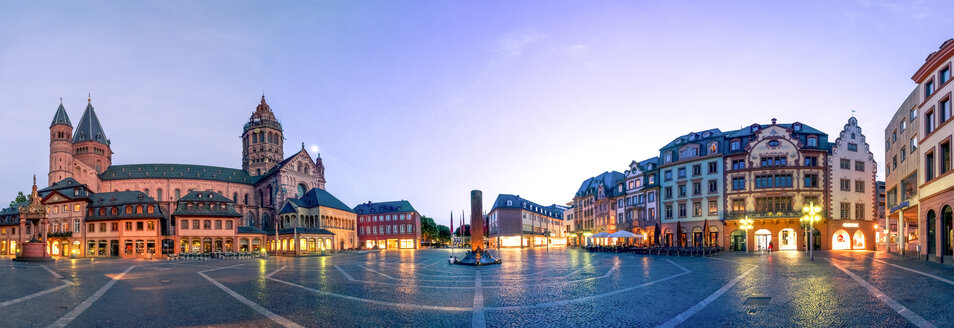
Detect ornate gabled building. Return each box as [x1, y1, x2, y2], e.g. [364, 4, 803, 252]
[722, 119, 834, 251]
[828, 116, 878, 250]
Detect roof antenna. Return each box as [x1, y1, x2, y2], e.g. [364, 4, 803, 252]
[88, 93, 91, 102]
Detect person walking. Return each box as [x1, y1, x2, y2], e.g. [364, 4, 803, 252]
[768, 241, 774, 253]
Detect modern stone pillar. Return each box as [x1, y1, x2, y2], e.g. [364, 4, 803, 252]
[471, 190, 483, 251]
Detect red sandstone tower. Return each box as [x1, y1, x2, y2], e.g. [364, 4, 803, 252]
[242, 95, 285, 176]
[48, 100, 74, 186]
[71, 96, 112, 173]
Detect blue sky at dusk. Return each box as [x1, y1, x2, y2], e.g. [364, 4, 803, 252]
[2, 1, 953, 227]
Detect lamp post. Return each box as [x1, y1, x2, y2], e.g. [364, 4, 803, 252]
[801, 202, 822, 261]
[740, 217, 754, 253]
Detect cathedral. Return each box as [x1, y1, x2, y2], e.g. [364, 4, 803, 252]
[0, 95, 359, 258]
[49, 95, 326, 231]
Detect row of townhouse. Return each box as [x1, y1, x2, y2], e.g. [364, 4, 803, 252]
[567, 117, 881, 252]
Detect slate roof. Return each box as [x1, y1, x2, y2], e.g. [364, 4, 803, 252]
[51, 102, 72, 128]
[0, 201, 27, 225]
[660, 129, 723, 150]
[638, 157, 660, 171]
[575, 171, 625, 198]
[277, 228, 334, 235]
[490, 194, 564, 219]
[723, 122, 826, 138]
[72, 101, 109, 145]
[38, 177, 91, 200]
[177, 190, 233, 203]
[353, 200, 416, 214]
[237, 226, 267, 234]
[86, 191, 162, 221]
[100, 164, 262, 184]
[280, 188, 354, 214]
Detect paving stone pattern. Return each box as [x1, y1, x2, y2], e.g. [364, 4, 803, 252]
[0, 249, 950, 327]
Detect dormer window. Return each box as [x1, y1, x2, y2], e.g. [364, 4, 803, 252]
[807, 136, 818, 147]
[793, 123, 802, 131]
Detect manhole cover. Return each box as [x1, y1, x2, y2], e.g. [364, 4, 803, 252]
[159, 279, 172, 284]
[744, 297, 772, 306]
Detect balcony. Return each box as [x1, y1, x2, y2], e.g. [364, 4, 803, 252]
[724, 210, 802, 221]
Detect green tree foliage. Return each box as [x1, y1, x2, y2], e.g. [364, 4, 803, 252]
[437, 225, 451, 244]
[8, 191, 26, 208]
[420, 216, 439, 242]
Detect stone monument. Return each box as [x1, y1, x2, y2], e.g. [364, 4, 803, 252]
[454, 190, 500, 266]
[14, 176, 53, 262]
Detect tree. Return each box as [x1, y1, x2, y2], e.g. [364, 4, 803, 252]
[437, 225, 451, 245]
[8, 191, 26, 208]
[420, 216, 439, 243]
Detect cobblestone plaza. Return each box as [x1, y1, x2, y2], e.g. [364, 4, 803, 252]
[1, 248, 952, 327]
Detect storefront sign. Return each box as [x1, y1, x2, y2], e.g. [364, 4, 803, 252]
[842, 222, 859, 228]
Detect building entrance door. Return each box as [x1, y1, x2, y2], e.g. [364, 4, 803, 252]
[755, 229, 771, 251]
[110, 240, 119, 257]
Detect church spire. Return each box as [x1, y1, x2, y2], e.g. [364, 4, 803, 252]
[72, 96, 109, 146]
[50, 98, 72, 128]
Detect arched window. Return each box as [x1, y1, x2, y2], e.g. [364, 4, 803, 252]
[111, 207, 118, 216]
[157, 189, 163, 201]
[244, 193, 249, 205]
[268, 186, 273, 205]
[297, 184, 307, 197]
[233, 193, 238, 203]
[263, 213, 270, 230]
[246, 212, 255, 227]
[136, 205, 143, 214]
[174, 189, 181, 200]
[147, 205, 154, 214]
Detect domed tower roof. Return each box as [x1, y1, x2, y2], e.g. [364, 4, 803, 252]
[72, 96, 109, 146]
[50, 99, 72, 128]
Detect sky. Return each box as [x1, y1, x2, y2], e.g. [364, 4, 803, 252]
[1, 1, 952, 228]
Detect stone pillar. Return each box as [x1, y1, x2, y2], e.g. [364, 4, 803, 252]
[471, 190, 483, 252]
[899, 209, 904, 255]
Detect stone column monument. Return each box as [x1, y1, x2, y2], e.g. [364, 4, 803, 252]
[454, 190, 500, 266]
[471, 190, 484, 251]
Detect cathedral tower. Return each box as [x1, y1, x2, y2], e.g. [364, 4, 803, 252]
[243, 95, 284, 176]
[72, 96, 112, 173]
[49, 99, 74, 185]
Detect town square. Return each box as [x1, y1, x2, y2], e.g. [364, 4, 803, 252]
[2, 249, 954, 327]
[4, 1, 954, 327]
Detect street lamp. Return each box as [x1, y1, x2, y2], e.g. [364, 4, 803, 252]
[740, 217, 754, 253]
[801, 201, 822, 261]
